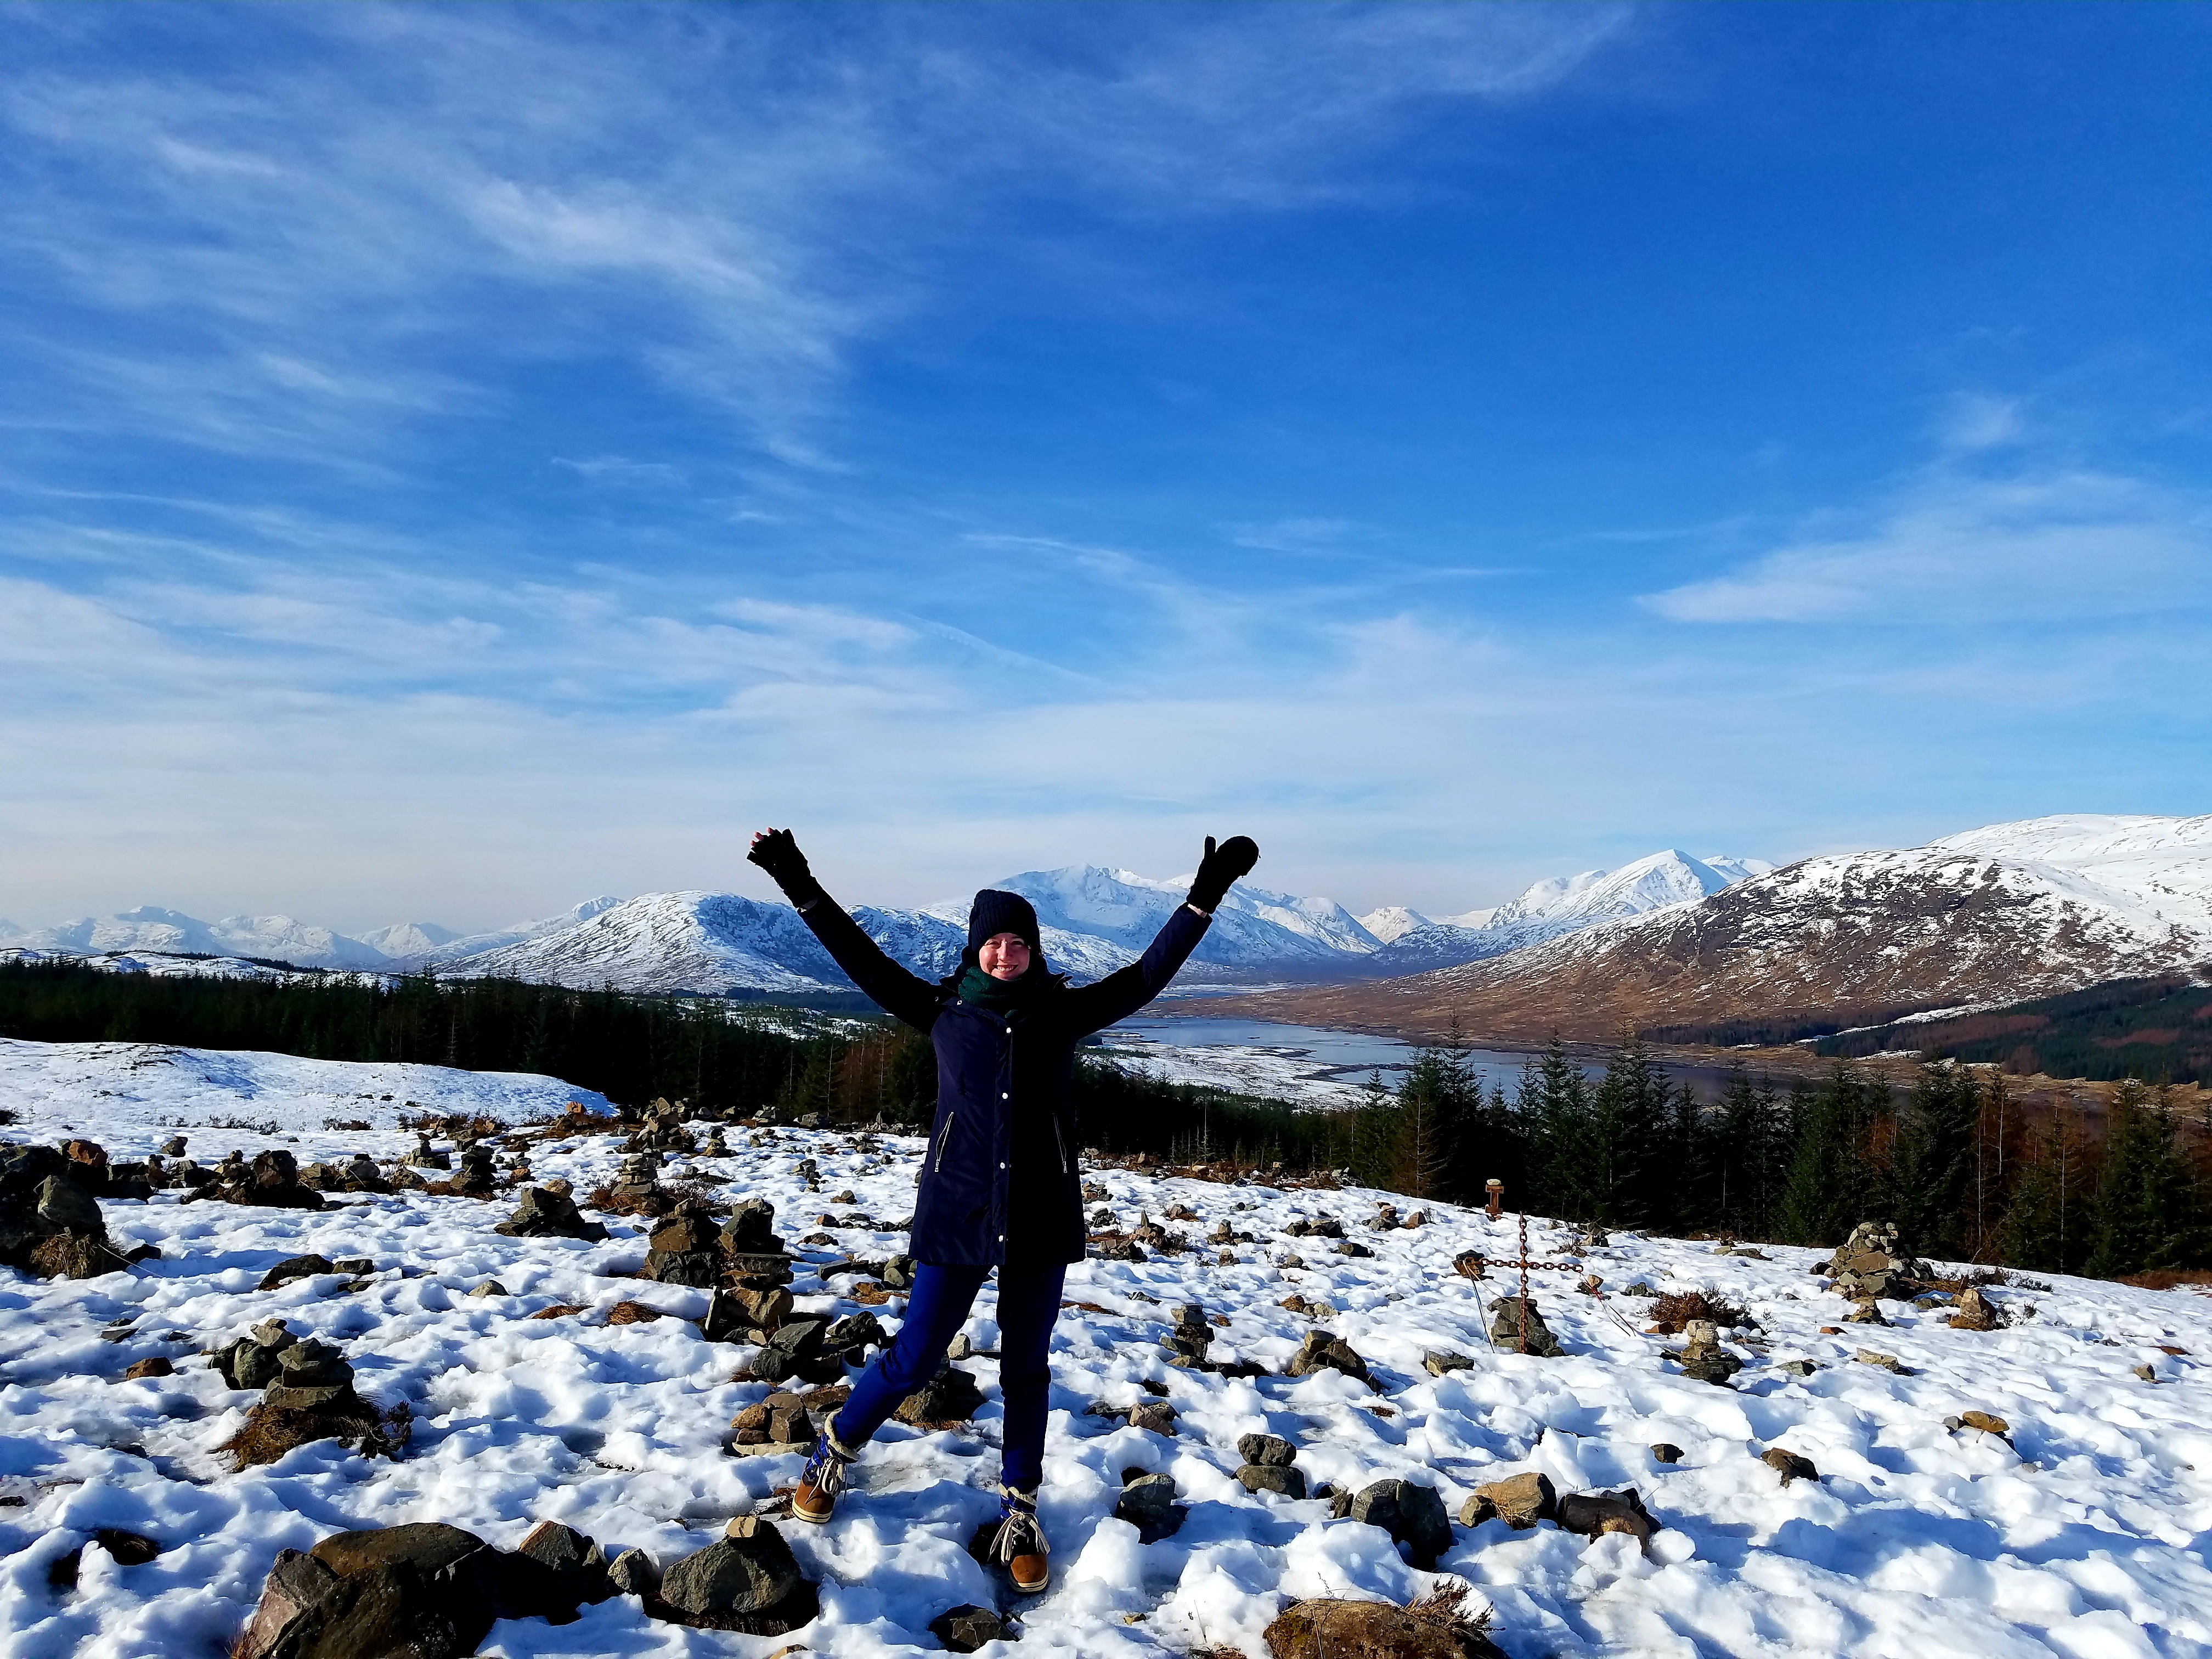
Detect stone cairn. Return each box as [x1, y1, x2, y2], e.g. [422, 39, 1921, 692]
[1161, 1303, 1213, 1369]
[1234, 1432, 1305, 1500]
[642, 1200, 723, 1288]
[1821, 1220, 1929, 1323]
[1667, 1319, 1742, 1386]
[402, 1133, 451, 1171]
[0, 1143, 125, 1279]
[494, 1182, 607, 1241]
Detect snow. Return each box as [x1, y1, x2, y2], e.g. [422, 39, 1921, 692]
[9, 1041, 2212, 1657]
[0, 909, 390, 972]
[1354, 907, 1431, 947]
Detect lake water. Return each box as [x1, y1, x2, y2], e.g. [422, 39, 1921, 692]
[1098, 1015, 1743, 1108]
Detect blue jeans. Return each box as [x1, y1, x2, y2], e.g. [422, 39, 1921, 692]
[832, 1259, 1067, 1491]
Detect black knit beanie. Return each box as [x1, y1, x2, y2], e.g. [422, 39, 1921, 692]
[966, 889, 1041, 955]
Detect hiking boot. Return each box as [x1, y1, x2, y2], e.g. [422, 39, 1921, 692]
[793, 1425, 857, 1524]
[991, 1483, 1048, 1593]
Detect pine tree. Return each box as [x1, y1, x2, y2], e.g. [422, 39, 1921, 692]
[1709, 1064, 1785, 1240]
[1890, 1058, 1982, 1261]
[1518, 1036, 1595, 1223]
[1776, 1064, 1887, 1246]
[2086, 1081, 2203, 1277]
[1581, 1032, 1671, 1229]
[2001, 1098, 2095, 1275]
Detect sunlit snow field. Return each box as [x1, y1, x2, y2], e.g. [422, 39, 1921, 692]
[4, 1037, 2211, 1657]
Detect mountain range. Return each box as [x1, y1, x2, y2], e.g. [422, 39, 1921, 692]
[0, 849, 1769, 995]
[1223, 814, 2212, 1043]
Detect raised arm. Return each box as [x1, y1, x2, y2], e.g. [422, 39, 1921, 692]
[1062, 834, 1259, 1036]
[748, 828, 943, 1034]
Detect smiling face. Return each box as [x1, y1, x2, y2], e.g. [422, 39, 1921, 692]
[978, 932, 1032, 980]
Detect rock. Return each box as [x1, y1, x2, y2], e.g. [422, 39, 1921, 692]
[235, 1547, 340, 1658]
[259, 1254, 335, 1292]
[252, 1527, 499, 1659]
[1279, 1252, 1305, 1269]
[1348, 1479, 1452, 1568]
[1950, 1286, 2002, 1330]
[1853, 1349, 1909, 1374]
[494, 1186, 607, 1241]
[1335, 1240, 1375, 1258]
[1762, 1447, 1819, 1486]
[1651, 1443, 1683, 1465]
[1423, 1351, 1473, 1377]
[1114, 1472, 1183, 1541]
[92, 1527, 160, 1565]
[1237, 1464, 1308, 1499]
[1826, 1220, 1928, 1302]
[233, 1149, 329, 1210]
[1285, 1329, 1372, 1385]
[656, 1516, 807, 1625]
[1845, 1299, 1889, 1325]
[1556, 1488, 1657, 1544]
[123, 1356, 174, 1380]
[931, 1603, 1014, 1652]
[1668, 1319, 1742, 1386]
[1778, 1358, 1819, 1377]
[1458, 1471, 1555, 1530]
[2135, 1363, 2158, 1382]
[1130, 1401, 1177, 1436]
[607, 1547, 660, 1598]
[894, 1364, 984, 1426]
[1960, 1409, 2011, 1436]
[467, 1280, 509, 1299]
[517, 1520, 616, 1608]
[160, 1135, 189, 1157]
[1263, 1596, 1503, 1659]
[1488, 1295, 1564, 1357]
[1238, 1432, 1298, 1467]
[823, 1312, 887, 1358]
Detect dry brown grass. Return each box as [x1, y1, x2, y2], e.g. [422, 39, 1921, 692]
[1645, 1290, 1751, 1334]
[1406, 1581, 1494, 1639]
[218, 1399, 410, 1470]
[2120, 1267, 2212, 1290]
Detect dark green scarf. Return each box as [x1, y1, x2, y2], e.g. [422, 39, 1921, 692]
[958, 963, 1037, 1011]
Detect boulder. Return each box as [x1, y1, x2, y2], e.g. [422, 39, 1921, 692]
[1959, 1409, 2011, 1436]
[607, 1547, 659, 1598]
[1650, 1443, 1684, 1465]
[1285, 1330, 1372, 1385]
[231, 1523, 505, 1659]
[1238, 1464, 1308, 1499]
[1554, 1487, 1657, 1545]
[123, 1357, 174, 1380]
[494, 1186, 607, 1241]
[1761, 1447, 1818, 1486]
[1423, 1351, 1473, 1378]
[235, 1149, 329, 1210]
[1263, 1596, 1503, 1659]
[894, 1364, 984, 1426]
[259, 1254, 336, 1293]
[516, 1520, 616, 1608]
[1488, 1295, 1564, 1357]
[1457, 1471, 1555, 1531]
[1114, 1472, 1184, 1542]
[650, 1516, 815, 1634]
[1130, 1400, 1177, 1436]
[0, 1150, 120, 1280]
[1238, 1432, 1297, 1468]
[1348, 1479, 1452, 1568]
[235, 1548, 339, 1659]
[932, 1602, 1014, 1653]
[1950, 1287, 2002, 1330]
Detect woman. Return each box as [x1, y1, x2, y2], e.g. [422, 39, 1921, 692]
[745, 826, 1259, 1593]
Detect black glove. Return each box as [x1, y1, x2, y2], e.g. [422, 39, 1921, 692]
[748, 827, 826, 910]
[1186, 834, 1259, 915]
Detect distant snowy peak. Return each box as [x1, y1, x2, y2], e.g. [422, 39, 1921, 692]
[0, 906, 390, 970]
[408, 896, 623, 966]
[1366, 849, 1771, 972]
[1356, 906, 1430, 946]
[357, 921, 459, 959]
[439, 891, 847, 995]
[991, 866, 1376, 968]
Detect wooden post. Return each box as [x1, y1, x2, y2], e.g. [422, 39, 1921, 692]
[1485, 1178, 1503, 1220]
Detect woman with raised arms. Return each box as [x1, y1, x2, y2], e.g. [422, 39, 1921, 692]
[745, 827, 1260, 1594]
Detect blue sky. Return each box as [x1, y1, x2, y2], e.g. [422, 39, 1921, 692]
[3, 3, 2209, 932]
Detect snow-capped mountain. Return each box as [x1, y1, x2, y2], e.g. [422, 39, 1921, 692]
[0, 852, 1774, 998]
[0, 906, 391, 970]
[355, 921, 459, 958]
[1363, 850, 1775, 973]
[1237, 815, 2212, 1043]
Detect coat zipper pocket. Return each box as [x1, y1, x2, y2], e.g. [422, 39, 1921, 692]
[933, 1111, 956, 1173]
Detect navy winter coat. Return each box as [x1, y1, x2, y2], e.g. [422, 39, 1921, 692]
[794, 896, 1211, 1266]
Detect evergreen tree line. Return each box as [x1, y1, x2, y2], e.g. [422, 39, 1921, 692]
[1340, 1029, 2211, 1280]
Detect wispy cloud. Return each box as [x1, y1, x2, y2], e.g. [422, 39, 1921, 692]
[1643, 461, 2212, 625]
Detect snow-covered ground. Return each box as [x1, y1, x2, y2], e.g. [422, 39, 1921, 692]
[6, 1041, 2212, 1657]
